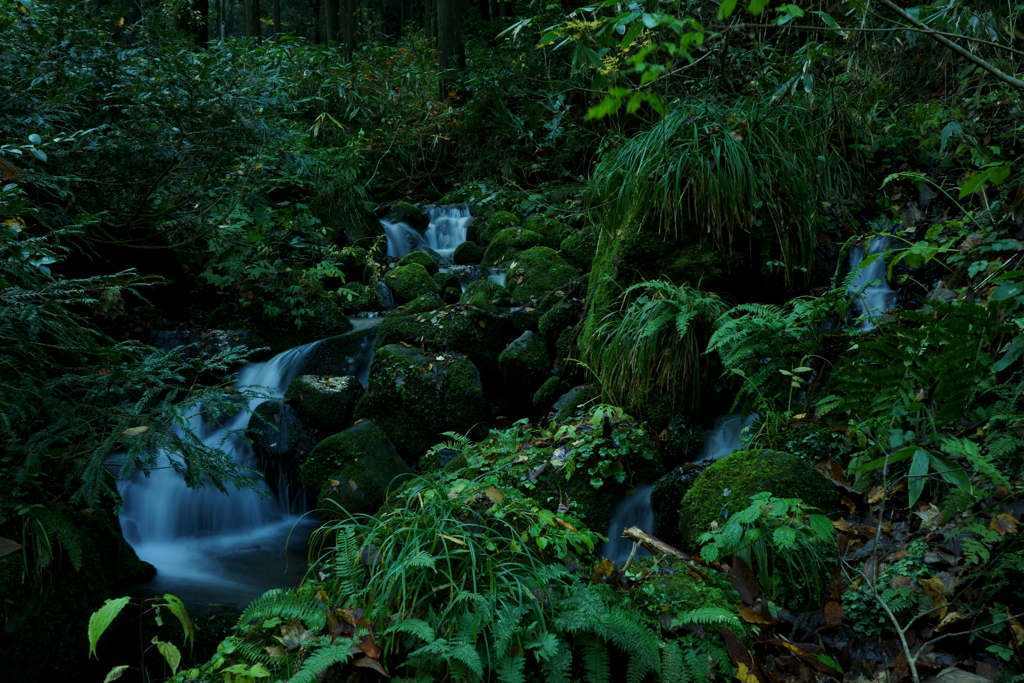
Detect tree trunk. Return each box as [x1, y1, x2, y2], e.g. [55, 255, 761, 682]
[272, 0, 281, 38]
[424, 0, 434, 41]
[313, 0, 321, 43]
[243, 0, 260, 38]
[436, 0, 464, 98]
[341, 0, 355, 59]
[487, 0, 496, 22]
[498, 0, 512, 18]
[325, 0, 338, 43]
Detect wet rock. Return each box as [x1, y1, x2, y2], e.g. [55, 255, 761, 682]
[560, 228, 597, 271]
[522, 215, 571, 248]
[459, 279, 512, 305]
[433, 271, 460, 291]
[498, 330, 551, 404]
[375, 280, 395, 310]
[397, 293, 444, 315]
[398, 250, 439, 275]
[505, 247, 578, 304]
[295, 325, 378, 377]
[246, 400, 318, 490]
[552, 384, 600, 421]
[453, 241, 484, 265]
[538, 302, 579, 345]
[650, 465, 703, 549]
[385, 263, 441, 303]
[659, 416, 704, 468]
[533, 376, 566, 412]
[285, 374, 360, 436]
[337, 282, 375, 314]
[383, 201, 429, 230]
[473, 210, 518, 245]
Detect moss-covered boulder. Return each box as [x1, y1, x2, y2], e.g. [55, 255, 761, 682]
[398, 250, 439, 275]
[533, 376, 565, 412]
[354, 345, 489, 460]
[295, 324, 379, 377]
[285, 375, 360, 436]
[383, 201, 429, 230]
[678, 449, 839, 549]
[397, 292, 444, 315]
[498, 330, 551, 404]
[338, 282, 375, 314]
[522, 215, 571, 248]
[300, 420, 413, 519]
[559, 228, 597, 271]
[386, 263, 441, 303]
[552, 385, 600, 420]
[482, 228, 545, 266]
[459, 279, 512, 305]
[375, 304, 511, 378]
[659, 416, 705, 468]
[246, 401, 318, 489]
[509, 307, 544, 335]
[538, 302, 579, 345]
[650, 465, 703, 549]
[505, 247, 578, 304]
[473, 210, 518, 245]
[453, 241, 484, 265]
[442, 286, 461, 305]
[433, 271, 460, 291]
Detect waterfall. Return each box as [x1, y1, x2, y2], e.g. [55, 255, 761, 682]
[602, 484, 655, 564]
[382, 204, 472, 263]
[693, 413, 758, 465]
[117, 342, 323, 605]
[848, 235, 896, 331]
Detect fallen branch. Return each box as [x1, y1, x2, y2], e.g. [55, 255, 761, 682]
[622, 526, 690, 560]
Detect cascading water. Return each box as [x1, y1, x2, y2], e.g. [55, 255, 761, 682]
[118, 324, 380, 606]
[848, 235, 896, 331]
[693, 413, 758, 465]
[382, 204, 472, 263]
[602, 485, 655, 564]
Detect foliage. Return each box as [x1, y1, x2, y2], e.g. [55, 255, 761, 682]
[584, 280, 727, 413]
[697, 492, 836, 607]
[89, 593, 195, 678]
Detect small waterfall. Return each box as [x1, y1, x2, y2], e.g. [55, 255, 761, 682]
[382, 204, 472, 263]
[848, 235, 896, 331]
[602, 484, 655, 564]
[117, 342, 322, 605]
[692, 413, 757, 464]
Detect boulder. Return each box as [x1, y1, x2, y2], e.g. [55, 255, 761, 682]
[285, 375, 360, 435]
[459, 279, 512, 305]
[522, 215, 571, 248]
[498, 330, 551, 402]
[354, 345, 490, 460]
[398, 250, 439, 275]
[375, 280, 395, 310]
[482, 228, 545, 266]
[441, 286, 461, 305]
[433, 271, 460, 291]
[453, 241, 484, 265]
[295, 324, 379, 377]
[533, 376, 565, 412]
[299, 420, 413, 519]
[246, 400, 318, 492]
[538, 302, 579, 345]
[678, 449, 840, 549]
[337, 282, 375, 314]
[411, 245, 445, 268]
[505, 247, 578, 304]
[559, 228, 598, 271]
[397, 293, 444, 315]
[383, 201, 429, 230]
[385, 263, 441, 303]
[473, 210, 518, 245]
[659, 416, 704, 468]
[650, 465, 703, 549]
[552, 385, 600, 421]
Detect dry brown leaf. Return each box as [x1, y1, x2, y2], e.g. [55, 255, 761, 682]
[592, 557, 615, 581]
[735, 662, 758, 683]
[353, 656, 390, 677]
[483, 486, 504, 504]
[832, 519, 853, 531]
[1009, 611, 1024, 646]
[737, 605, 773, 625]
[937, 610, 964, 631]
[824, 600, 845, 623]
[358, 633, 382, 659]
[346, 479, 358, 492]
[554, 517, 576, 532]
[0, 537, 24, 558]
[867, 486, 885, 504]
[329, 479, 340, 488]
[916, 504, 943, 531]
[122, 426, 148, 437]
[990, 513, 1019, 536]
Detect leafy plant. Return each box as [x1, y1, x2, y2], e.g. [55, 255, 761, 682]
[89, 593, 195, 679]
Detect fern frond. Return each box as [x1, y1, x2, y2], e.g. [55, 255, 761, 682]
[287, 641, 357, 683]
[237, 589, 326, 631]
[672, 607, 741, 628]
[581, 639, 611, 683]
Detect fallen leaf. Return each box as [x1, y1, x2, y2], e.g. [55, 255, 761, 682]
[122, 426, 148, 437]
[916, 504, 943, 531]
[737, 605, 773, 624]
[592, 557, 615, 581]
[483, 486, 504, 504]
[1009, 611, 1024, 645]
[346, 479, 358, 492]
[554, 517, 576, 532]
[832, 519, 853, 532]
[976, 661, 1001, 681]
[735, 662, 758, 683]
[990, 513, 1019, 536]
[921, 576, 949, 620]
[728, 555, 760, 605]
[330, 479, 340, 488]
[937, 610, 964, 631]
[867, 486, 885, 504]
[824, 600, 845, 623]
[0, 537, 24, 558]
[358, 633, 382, 659]
[353, 656, 389, 677]
[932, 667, 991, 683]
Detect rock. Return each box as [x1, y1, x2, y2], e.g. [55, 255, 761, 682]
[334, 246, 376, 283]
[505, 247, 578, 304]
[385, 263, 441, 303]
[459, 279, 512, 305]
[354, 345, 490, 460]
[552, 385, 600, 421]
[433, 270, 460, 291]
[246, 400, 317, 492]
[299, 420, 413, 519]
[375, 280, 395, 310]
[498, 330, 551, 403]
[285, 375, 360, 436]
[678, 449, 840, 549]
[295, 325, 378, 377]
[474, 210, 518, 245]
[383, 201, 429, 230]
[441, 286, 461, 305]
[337, 282, 375, 314]
[538, 302, 579, 345]
[481, 228, 545, 265]
[412, 245, 446, 268]
[555, 326, 576, 363]
[522, 215, 571, 248]
[533, 376, 565, 412]
[560, 228, 597, 271]
[508, 307, 543, 334]
[650, 466, 703, 549]
[251, 301, 354, 354]
[397, 293, 444, 315]
[659, 416, 704, 468]
[453, 241, 484, 265]
[398, 250, 439, 275]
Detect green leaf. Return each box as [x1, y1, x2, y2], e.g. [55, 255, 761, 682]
[994, 335, 1024, 372]
[619, 22, 644, 48]
[773, 526, 797, 549]
[160, 594, 194, 647]
[28, 134, 42, 144]
[29, 148, 46, 162]
[153, 638, 181, 675]
[927, 451, 973, 495]
[717, 0, 738, 20]
[852, 446, 917, 471]
[748, 0, 770, 15]
[102, 666, 129, 683]
[990, 281, 1024, 302]
[959, 164, 1011, 198]
[89, 597, 130, 658]
[908, 449, 929, 507]
[585, 95, 622, 120]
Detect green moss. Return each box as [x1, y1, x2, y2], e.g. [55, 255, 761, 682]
[285, 374, 359, 435]
[295, 325, 378, 376]
[559, 228, 597, 271]
[552, 385, 600, 421]
[538, 303, 579, 344]
[459, 279, 512, 304]
[498, 330, 551, 400]
[300, 420, 413, 519]
[678, 449, 839, 549]
[398, 250, 439, 275]
[482, 228, 545, 266]
[385, 201, 429, 230]
[397, 293, 444, 315]
[433, 271, 460, 290]
[453, 241, 484, 265]
[338, 282, 375, 314]
[509, 307, 544, 334]
[505, 247, 578, 304]
[477, 211, 518, 244]
[353, 345, 490, 459]
[533, 376, 565, 411]
[385, 263, 441, 303]
[555, 326, 575, 362]
[522, 216, 571, 248]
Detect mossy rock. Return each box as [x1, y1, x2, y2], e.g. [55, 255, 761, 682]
[385, 263, 441, 303]
[538, 302, 579, 345]
[398, 250, 439, 275]
[300, 420, 413, 519]
[442, 286, 461, 305]
[285, 375, 360, 436]
[552, 385, 599, 421]
[560, 228, 597, 271]
[522, 215, 571, 248]
[650, 466, 703, 549]
[508, 307, 544, 335]
[433, 271, 460, 291]
[482, 228, 545, 266]
[335, 246, 376, 283]
[660, 416, 705, 468]
[246, 400, 318, 488]
[384, 201, 429, 230]
[555, 326, 576, 363]
[396, 292, 444, 315]
[453, 241, 484, 265]
[338, 282, 375, 314]
[505, 247, 578, 304]
[498, 330, 551, 402]
[678, 449, 840, 549]
[533, 376, 565, 412]
[354, 345, 489, 460]
[459, 279, 512, 305]
[476, 211, 518, 245]
[375, 304, 511, 378]
[295, 325, 379, 377]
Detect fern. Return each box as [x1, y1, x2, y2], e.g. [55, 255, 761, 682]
[237, 589, 326, 632]
[660, 642, 689, 683]
[287, 641, 357, 683]
[580, 639, 611, 683]
[671, 607, 742, 628]
[496, 653, 526, 683]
